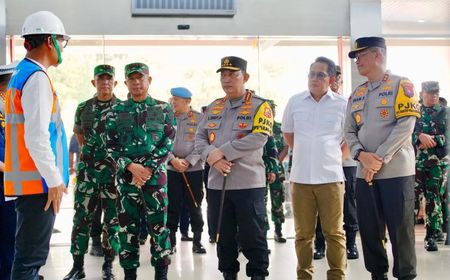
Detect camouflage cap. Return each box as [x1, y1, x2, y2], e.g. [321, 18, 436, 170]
[267, 99, 277, 108]
[421, 81, 439, 93]
[94, 64, 115, 77]
[125, 62, 149, 78]
[216, 56, 247, 73]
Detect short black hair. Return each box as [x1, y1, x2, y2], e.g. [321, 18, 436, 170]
[23, 34, 51, 50]
[311, 56, 337, 77]
[0, 73, 12, 86]
[439, 97, 447, 107]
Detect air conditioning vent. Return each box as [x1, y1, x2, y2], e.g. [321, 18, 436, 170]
[132, 0, 236, 16]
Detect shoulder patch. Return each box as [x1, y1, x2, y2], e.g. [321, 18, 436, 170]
[394, 80, 420, 119]
[252, 101, 273, 135]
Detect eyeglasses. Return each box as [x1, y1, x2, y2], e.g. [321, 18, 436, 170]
[220, 71, 242, 79]
[54, 35, 69, 48]
[308, 71, 328, 80]
[354, 49, 372, 60]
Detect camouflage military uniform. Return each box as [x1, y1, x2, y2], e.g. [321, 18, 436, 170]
[413, 104, 449, 233]
[71, 96, 121, 258]
[106, 96, 174, 269]
[263, 135, 278, 229]
[269, 122, 286, 225]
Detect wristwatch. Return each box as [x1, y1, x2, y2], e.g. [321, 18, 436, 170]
[354, 149, 364, 161]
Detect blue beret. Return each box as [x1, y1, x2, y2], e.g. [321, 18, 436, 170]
[170, 87, 192, 99]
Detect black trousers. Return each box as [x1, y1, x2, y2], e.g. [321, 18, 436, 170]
[167, 170, 204, 233]
[356, 176, 417, 280]
[315, 166, 359, 248]
[208, 188, 269, 277]
[11, 194, 55, 280]
[0, 200, 16, 280]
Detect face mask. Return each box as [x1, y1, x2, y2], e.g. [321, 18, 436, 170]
[51, 34, 63, 64]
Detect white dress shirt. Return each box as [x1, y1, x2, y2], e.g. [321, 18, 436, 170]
[282, 90, 347, 184]
[21, 59, 63, 188]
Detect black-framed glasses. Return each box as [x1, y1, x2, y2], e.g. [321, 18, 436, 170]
[308, 71, 328, 80]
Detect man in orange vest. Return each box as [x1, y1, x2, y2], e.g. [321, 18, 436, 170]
[4, 11, 70, 279]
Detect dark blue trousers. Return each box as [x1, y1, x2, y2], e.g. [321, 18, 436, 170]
[0, 200, 16, 280]
[356, 176, 417, 280]
[11, 194, 55, 280]
[208, 187, 269, 277]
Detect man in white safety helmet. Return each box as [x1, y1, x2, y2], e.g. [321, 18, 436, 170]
[4, 11, 70, 280]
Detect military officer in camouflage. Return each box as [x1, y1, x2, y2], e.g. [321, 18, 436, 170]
[195, 56, 273, 280]
[413, 81, 449, 252]
[264, 100, 287, 243]
[262, 135, 278, 233]
[166, 87, 206, 254]
[345, 37, 420, 280]
[64, 64, 120, 280]
[106, 63, 174, 280]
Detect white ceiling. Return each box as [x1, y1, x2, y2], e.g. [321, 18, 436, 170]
[382, 0, 450, 35]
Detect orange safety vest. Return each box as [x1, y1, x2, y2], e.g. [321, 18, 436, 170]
[4, 58, 69, 196]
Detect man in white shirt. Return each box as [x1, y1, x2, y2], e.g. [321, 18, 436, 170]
[4, 11, 70, 279]
[282, 56, 348, 280]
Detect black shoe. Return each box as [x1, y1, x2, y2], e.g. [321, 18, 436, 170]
[63, 266, 86, 280]
[346, 244, 359, 259]
[181, 233, 193, 241]
[435, 231, 445, 242]
[425, 237, 438, 251]
[102, 259, 115, 280]
[89, 236, 104, 257]
[274, 233, 287, 243]
[39, 276, 44, 280]
[313, 247, 325, 260]
[193, 241, 207, 254]
[223, 272, 237, 280]
[251, 276, 265, 280]
[274, 223, 287, 243]
[139, 236, 147, 245]
[155, 265, 168, 280]
[124, 268, 137, 280]
[371, 273, 388, 280]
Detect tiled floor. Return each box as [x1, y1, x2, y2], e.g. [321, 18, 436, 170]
[39, 183, 450, 279]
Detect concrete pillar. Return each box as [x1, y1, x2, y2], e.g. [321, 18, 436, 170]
[349, 0, 382, 89]
[0, 0, 6, 65]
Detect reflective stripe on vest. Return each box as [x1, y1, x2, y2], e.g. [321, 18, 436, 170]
[4, 58, 69, 196]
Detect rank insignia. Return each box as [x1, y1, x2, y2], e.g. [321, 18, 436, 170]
[208, 122, 217, 128]
[188, 127, 195, 133]
[380, 108, 389, 119]
[186, 134, 194, 141]
[239, 122, 248, 129]
[240, 110, 250, 115]
[209, 132, 215, 143]
[383, 86, 391, 91]
[355, 112, 361, 124]
[380, 98, 388, 105]
[355, 88, 366, 97]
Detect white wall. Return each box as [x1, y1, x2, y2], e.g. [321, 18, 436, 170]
[5, 0, 350, 36]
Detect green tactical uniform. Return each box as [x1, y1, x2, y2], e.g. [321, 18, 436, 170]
[413, 104, 449, 233]
[106, 96, 175, 269]
[71, 95, 121, 259]
[263, 135, 279, 229]
[270, 121, 286, 224]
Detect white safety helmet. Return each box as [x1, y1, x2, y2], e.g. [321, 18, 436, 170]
[21, 11, 70, 40]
